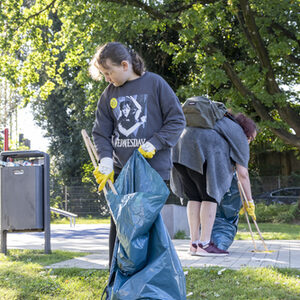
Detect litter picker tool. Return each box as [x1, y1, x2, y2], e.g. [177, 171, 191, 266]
[237, 174, 271, 253]
[81, 129, 117, 195]
[237, 180, 257, 251]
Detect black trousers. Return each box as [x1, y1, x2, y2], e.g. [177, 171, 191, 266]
[108, 215, 116, 269]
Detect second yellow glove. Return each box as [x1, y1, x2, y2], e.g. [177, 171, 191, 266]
[138, 141, 156, 159]
[239, 201, 256, 220]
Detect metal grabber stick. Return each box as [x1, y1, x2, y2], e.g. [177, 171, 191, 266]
[81, 129, 120, 300]
[237, 180, 257, 251]
[81, 129, 117, 195]
[236, 174, 269, 252]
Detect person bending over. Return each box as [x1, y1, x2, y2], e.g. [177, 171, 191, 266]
[171, 112, 257, 256]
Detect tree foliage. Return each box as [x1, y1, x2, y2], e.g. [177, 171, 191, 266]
[0, 0, 299, 180]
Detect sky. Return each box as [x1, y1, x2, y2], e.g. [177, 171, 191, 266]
[18, 106, 50, 152]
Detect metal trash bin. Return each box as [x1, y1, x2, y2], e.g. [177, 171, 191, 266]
[0, 150, 51, 254]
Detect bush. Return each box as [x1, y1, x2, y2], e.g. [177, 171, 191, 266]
[173, 230, 188, 239]
[239, 203, 299, 223]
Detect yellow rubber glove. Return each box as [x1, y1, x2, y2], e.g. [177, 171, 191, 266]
[93, 168, 114, 192]
[93, 157, 114, 192]
[239, 201, 256, 220]
[138, 141, 156, 159]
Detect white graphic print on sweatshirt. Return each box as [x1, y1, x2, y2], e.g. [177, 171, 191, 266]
[112, 94, 148, 148]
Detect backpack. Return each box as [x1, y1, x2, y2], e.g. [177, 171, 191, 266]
[182, 96, 227, 128]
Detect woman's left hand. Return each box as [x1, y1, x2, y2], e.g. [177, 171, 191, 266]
[138, 142, 156, 159]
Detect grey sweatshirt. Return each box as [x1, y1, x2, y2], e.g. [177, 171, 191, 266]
[92, 71, 186, 180]
[171, 117, 249, 203]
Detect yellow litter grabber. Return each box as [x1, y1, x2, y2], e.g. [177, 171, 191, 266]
[81, 129, 117, 196]
[237, 174, 273, 253]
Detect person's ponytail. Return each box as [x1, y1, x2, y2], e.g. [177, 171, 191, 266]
[234, 113, 257, 139]
[128, 49, 145, 76]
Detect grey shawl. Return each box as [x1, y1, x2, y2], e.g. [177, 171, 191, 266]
[171, 117, 249, 204]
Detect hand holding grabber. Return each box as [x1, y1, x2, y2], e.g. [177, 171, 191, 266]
[237, 179, 257, 251]
[236, 173, 270, 252]
[81, 129, 117, 195]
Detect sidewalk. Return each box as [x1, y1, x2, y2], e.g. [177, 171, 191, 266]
[6, 224, 300, 270]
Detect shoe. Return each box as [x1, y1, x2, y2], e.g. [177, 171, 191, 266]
[189, 242, 198, 256]
[196, 242, 229, 257]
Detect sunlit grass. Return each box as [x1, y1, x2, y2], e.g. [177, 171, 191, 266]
[236, 223, 300, 240]
[0, 250, 104, 299]
[0, 250, 299, 299]
[2, 249, 88, 266]
[51, 216, 110, 225]
[185, 267, 300, 299]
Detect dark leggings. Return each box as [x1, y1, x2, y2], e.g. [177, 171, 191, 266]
[173, 162, 217, 203]
[108, 215, 116, 269]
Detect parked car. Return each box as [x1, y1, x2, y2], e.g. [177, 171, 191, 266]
[254, 187, 300, 205]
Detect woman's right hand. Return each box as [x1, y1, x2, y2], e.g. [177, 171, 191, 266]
[239, 201, 256, 220]
[93, 157, 114, 191]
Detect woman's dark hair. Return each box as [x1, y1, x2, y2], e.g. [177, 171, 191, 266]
[234, 113, 257, 139]
[89, 42, 145, 80]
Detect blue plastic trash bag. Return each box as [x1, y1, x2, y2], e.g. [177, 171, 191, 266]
[211, 174, 242, 251]
[105, 150, 186, 300]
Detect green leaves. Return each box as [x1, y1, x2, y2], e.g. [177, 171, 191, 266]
[0, 0, 299, 183]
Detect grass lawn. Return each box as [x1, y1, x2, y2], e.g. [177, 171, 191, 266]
[186, 267, 300, 299]
[0, 250, 107, 300]
[51, 217, 110, 225]
[2, 223, 299, 299]
[236, 222, 300, 240]
[0, 250, 299, 299]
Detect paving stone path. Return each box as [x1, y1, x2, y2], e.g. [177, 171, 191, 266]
[6, 224, 300, 270]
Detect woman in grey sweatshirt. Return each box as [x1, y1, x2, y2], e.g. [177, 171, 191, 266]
[89, 42, 186, 267]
